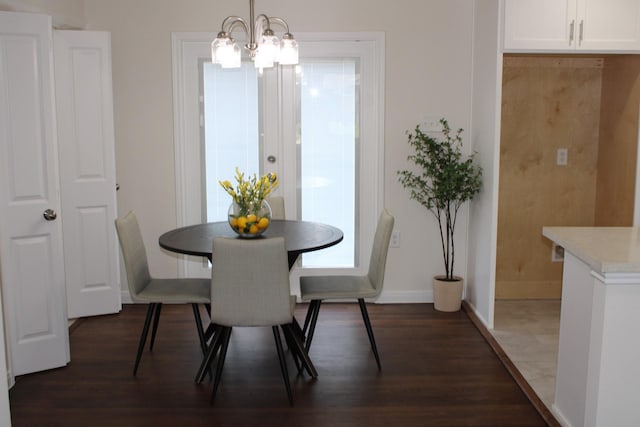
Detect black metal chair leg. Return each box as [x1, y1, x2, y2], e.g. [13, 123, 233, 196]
[149, 303, 162, 351]
[358, 298, 381, 370]
[192, 304, 206, 354]
[283, 324, 317, 378]
[133, 303, 156, 376]
[196, 326, 223, 383]
[292, 316, 305, 342]
[302, 300, 318, 335]
[210, 327, 232, 405]
[273, 326, 293, 405]
[281, 325, 303, 374]
[204, 323, 217, 342]
[305, 300, 322, 352]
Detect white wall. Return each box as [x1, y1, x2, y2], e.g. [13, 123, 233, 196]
[0, 0, 84, 28]
[467, 0, 503, 327]
[82, 0, 476, 301]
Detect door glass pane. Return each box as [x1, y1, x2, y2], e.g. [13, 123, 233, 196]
[203, 62, 259, 222]
[300, 60, 357, 268]
[202, 59, 359, 269]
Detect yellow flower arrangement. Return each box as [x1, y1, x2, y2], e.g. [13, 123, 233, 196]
[219, 167, 278, 235]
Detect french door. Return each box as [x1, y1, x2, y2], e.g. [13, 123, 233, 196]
[172, 32, 384, 292]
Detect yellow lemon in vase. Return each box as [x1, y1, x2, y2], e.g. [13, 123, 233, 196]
[257, 217, 270, 230]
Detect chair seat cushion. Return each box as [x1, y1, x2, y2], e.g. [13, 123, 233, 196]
[136, 278, 211, 303]
[299, 275, 378, 301]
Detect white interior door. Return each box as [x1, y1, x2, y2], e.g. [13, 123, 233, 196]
[54, 30, 121, 318]
[0, 11, 70, 376]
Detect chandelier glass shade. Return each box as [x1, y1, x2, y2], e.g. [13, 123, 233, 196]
[211, 0, 299, 69]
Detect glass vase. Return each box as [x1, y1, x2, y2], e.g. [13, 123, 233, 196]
[227, 199, 272, 238]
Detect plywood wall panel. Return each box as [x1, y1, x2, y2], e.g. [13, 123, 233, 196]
[594, 56, 640, 226]
[497, 56, 602, 300]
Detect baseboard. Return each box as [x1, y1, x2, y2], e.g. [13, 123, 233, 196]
[551, 404, 572, 427]
[120, 289, 431, 305]
[375, 290, 433, 303]
[121, 290, 133, 304]
[462, 301, 561, 427]
[292, 290, 433, 304]
[6, 369, 14, 389]
[462, 299, 492, 329]
[495, 280, 562, 299]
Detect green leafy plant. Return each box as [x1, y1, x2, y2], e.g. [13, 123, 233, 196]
[397, 118, 482, 281]
[219, 167, 278, 216]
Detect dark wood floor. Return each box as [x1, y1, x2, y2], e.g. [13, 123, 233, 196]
[9, 303, 549, 426]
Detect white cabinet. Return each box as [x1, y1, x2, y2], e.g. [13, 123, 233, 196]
[543, 228, 640, 426]
[504, 0, 640, 52]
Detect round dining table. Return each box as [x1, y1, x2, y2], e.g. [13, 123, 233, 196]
[159, 219, 344, 269]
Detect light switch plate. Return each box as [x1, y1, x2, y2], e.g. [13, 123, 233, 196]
[391, 230, 400, 248]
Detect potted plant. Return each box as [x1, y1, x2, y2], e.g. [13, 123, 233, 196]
[397, 118, 482, 312]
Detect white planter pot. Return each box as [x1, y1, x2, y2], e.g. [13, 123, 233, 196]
[433, 276, 463, 312]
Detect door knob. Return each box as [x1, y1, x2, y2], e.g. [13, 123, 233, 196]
[267, 155, 276, 163]
[43, 209, 57, 221]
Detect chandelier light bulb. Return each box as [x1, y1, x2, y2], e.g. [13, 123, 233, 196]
[221, 42, 241, 68]
[255, 32, 279, 68]
[279, 35, 299, 66]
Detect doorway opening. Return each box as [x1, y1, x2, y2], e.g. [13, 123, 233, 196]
[494, 53, 640, 409]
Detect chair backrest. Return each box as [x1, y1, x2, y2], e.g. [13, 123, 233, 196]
[115, 211, 152, 299]
[210, 237, 291, 327]
[367, 209, 395, 294]
[266, 196, 285, 220]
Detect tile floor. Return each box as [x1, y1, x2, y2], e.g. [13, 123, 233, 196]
[491, 299, 561, 410]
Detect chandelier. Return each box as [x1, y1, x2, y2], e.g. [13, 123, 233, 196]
[211, 0, 299, 69]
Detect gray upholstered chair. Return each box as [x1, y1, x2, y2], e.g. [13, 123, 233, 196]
[266, 195, 285, 220]
[300, 209, 394, 370]
[115, 211, 210, 376]
[197, 236, 315, 405]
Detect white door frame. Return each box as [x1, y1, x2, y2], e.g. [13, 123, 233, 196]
[171, 32, 385, 290]
[0, 289, 11, 427]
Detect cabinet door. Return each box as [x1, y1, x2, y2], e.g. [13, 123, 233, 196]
[578, 0, 640, 50]
[0, 11, 70, 376]
[54, 30, 121, 318]
[504, 0, 577, 51]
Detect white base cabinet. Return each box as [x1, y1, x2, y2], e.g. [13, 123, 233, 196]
[553, 252, 640, 427]
[543, 227, 640, 427]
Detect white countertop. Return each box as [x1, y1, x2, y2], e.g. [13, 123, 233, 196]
[542, 227, 640, 273]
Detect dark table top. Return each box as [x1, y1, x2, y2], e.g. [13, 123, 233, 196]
[159, 220, 343, 266]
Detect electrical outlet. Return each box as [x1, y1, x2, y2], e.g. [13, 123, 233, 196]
[551, 243, 564, 262]
[556, 148, 568, 166]
[421, 117, 441, 132]
[391, 230, 400, 248]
